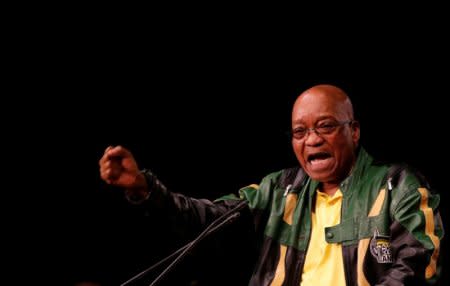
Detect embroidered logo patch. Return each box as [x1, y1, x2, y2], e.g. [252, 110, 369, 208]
[369, 229, 393, 263]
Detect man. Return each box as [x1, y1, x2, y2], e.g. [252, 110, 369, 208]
[99, 84, 443, 285]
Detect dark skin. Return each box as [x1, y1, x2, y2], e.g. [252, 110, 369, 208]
[99, 84, 360, 197]
[99, 145, 149, 198]
[291, 84, 360, 195]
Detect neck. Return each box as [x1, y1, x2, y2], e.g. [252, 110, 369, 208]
[320, 182, 340, 196]
[320, 157, 357, 196]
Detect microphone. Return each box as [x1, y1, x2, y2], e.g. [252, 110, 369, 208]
[120, 199, 249, 286]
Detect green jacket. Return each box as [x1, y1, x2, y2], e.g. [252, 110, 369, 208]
[143, 147, 444, 285]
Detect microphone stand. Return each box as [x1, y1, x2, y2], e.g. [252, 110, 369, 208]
[120, 200, 249, 286]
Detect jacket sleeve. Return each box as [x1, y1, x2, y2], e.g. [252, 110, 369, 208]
[137, 169, 254, 239]
[133, 170, 259, 285]
[376, 171, 444, 285]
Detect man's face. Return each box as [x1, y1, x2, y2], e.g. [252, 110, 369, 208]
[291, 93, 360, 183]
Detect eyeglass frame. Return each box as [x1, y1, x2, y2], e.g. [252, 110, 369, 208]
[289, 119, 355, 140]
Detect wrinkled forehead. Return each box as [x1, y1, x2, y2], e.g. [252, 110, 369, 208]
[292, 92, 352, 122]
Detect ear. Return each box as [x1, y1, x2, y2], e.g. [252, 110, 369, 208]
[351, 120, 360, 145]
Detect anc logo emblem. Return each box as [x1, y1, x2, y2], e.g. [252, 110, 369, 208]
[369, 229, 393, 263]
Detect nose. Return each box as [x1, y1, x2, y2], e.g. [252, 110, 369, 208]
[304, 128, 324, 146]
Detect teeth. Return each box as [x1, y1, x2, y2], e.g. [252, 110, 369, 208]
[308, 154, 329, 162]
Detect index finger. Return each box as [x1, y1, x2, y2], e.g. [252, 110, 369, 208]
[105, 145, 131, 159]
[99, 145, 115, 166]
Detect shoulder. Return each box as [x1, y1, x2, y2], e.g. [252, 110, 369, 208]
[384, 163, 438, 214]
[366, 159, 429, 192]
[238, 167, 304, 206]
[384, 163, 430, 193]
[259, 166, 305, 189]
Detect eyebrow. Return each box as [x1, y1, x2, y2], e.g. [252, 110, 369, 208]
[292, 115, 337, 125]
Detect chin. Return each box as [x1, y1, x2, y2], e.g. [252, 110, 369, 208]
[307, 171, 335, 183]
[306, 172, 325, 182]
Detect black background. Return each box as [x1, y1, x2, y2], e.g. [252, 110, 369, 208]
[11, 5, 449, 285]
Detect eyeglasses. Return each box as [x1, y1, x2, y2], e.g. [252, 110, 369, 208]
[290, 120, 354, 140]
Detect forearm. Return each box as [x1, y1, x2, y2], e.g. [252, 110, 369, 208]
[133, 169, 246, 238]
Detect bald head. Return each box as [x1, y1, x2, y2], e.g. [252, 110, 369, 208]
[293, 84, 354, 120]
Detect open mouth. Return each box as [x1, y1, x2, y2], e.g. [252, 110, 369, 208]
[307, 152, 331, 163]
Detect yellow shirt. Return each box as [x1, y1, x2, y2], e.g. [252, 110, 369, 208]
[301, 189, 346, 286]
